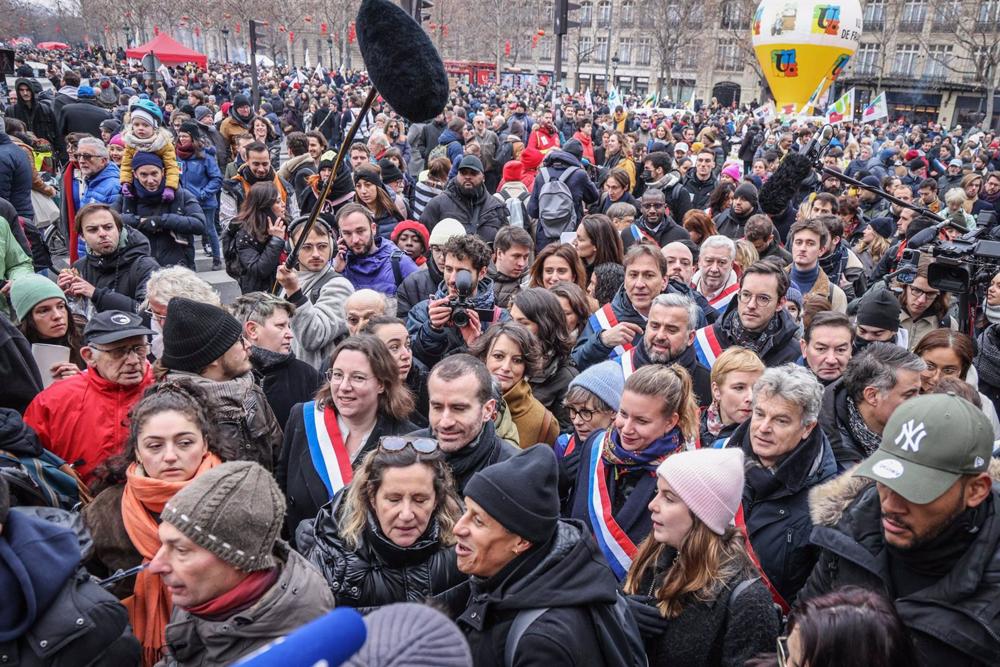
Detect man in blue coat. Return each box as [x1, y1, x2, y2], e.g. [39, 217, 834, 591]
[0, 123, 34, 224]
[335, 203, 417, 296]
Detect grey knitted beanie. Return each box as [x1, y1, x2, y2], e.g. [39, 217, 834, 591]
[345, 603, 472, 667]
[160, 461, 285, 571]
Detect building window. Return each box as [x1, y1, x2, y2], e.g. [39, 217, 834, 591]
[595, 36, 609, 63]
[715, 39, 741, 72]
[621, 1, 635, 25]
[580, 1, 593, 25]
[855, 43, 880, 76]
[979, 1, 1000, 26]
[719, 0, 747, 29]
[900, 0, 926, 31]
[540, 37, 553, 61]
[618, 38, 632, 64]
[925, 45, 952, 79]
[863, 0, 885, 27]
[597, 0, 612, 28]
[892, 44, 920, 76]
[579, 36, 592, 62]
[636, 37, 652, 66]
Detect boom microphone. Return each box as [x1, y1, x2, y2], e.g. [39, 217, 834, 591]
[759, 151, 814, 216]
[356, 0, 449, 122]
[233, 608, 367, 667]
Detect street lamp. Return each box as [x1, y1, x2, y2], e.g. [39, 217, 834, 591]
[327, 36, 333, 68]
[611, 53, 619, 88]
[221, 27, 230, 62]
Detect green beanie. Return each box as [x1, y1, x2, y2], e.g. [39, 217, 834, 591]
[10, 274, 66, 322]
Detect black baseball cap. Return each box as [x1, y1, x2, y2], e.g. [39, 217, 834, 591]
[83, 310, 155, 346]
[457, 155, 484, 174]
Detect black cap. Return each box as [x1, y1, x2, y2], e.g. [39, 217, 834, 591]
[161, 298, 243, 373]
[464, 445, 560, 545]
[857, 289, 901, 332]
[457, 155, 484, 174]
[378, 158, 404, 183]
[83, 310, 155, 346]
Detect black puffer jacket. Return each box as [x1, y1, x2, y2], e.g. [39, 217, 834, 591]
[297, 492, 467, 608]
[115, 189, 205, 270]
[72, 227, 160, 314]
[396, 256, 444, 321]
[419, 179, 509, 245]
[727, 419, 838, 603]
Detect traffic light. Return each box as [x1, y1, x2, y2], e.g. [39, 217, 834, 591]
[249, 19, 271, 54]
[555, 0, 580, 35]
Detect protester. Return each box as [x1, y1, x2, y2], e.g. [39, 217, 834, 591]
[799, 311, 854, 386]
[701, 347, 765, 449]
[11, 274, 85, 378]
[336, 203, 418, 296]
[489, 225, 533, 308]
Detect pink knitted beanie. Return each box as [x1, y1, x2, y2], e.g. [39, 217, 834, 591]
[656, 448, 745, 535]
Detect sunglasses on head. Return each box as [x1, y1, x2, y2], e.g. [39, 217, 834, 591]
[379, 436, 439, 453]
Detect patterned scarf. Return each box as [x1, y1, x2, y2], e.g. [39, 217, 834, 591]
[705, 402, 726, 437]
[724, 309, 784, 354]
[601, 427, 683, 475]
[845, 395, 881, 457]
[976, 325, 1000, 389]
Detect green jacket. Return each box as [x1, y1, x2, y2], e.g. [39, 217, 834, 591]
[1, 215, 33, 317]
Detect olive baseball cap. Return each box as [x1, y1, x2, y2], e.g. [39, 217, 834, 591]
[854, 393, 993, 504]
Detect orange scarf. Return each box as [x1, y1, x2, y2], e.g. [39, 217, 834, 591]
[121, 454, 222, 667]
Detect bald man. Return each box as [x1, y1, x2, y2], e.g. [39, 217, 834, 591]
[344, 289, 390, 335]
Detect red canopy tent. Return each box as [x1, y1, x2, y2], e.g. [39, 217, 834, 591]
[125, 33, 207, 68]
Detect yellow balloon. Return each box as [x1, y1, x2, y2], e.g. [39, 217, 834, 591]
[751, 0, 863, 114]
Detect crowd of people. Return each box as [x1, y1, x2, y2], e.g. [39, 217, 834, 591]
[2, 43, 1000, 666]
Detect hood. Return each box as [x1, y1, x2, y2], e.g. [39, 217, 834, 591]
[482, 520, 618, 612]
[13, 78, 36, 105]
[438, 128, 461, 146]
[86, 226, 152, 273]
[277, 153, 315, 181]
[542, 149, 583, 169]
[0, 408, 43, 457]
[520, 147, 543, 170]
[0, 508, 82, 641]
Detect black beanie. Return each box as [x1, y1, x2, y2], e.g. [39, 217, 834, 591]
[233, 93, 252, 110]
[161, 297, 243, 373]
[562, 138, 584, 161]
[464, 445, 559, 545]
[856, 289, 901, 332]
[734, 182, 759, 207]
[179, 120, 202, 141]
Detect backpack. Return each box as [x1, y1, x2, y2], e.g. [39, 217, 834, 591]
[504, 194, 527, 230]
[504, 592, 647, 667]
[0, 448, 91, 510]
[221, 223, 244, 279]
[428, 142, 449, 163]
[537, 167, 579, 238]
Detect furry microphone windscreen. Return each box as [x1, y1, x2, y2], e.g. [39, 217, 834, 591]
[356, 0, 449, 122]
[759, 152, 813, 216]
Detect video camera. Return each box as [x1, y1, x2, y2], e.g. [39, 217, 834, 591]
[449, 268, 475, 327]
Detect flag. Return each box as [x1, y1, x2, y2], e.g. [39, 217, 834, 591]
[607, 84, 623, 112]
[687, 87, 696, 111]
[642, 91, 659, 108]
[825, 88, 855, 125]
[861, 92, 888, 123]
[801, 77, 827, 115]
[753, 101, 776, 123]
[157, 64, 173, 87]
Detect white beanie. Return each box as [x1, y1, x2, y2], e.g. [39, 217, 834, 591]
[428, 218, 467, 246]
[656, 448, 745, 535]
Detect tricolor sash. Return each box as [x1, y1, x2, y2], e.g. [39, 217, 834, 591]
[708, 282, 739, 311]
[588, 304, 635, 360]
[586, 430, 638, 580]
[693, 325, 725, 369]
[618, 347, 637, 379]
[557, 433, 578, 458]
[302, 401, 353, 498]
[736, 504, 790, 613]
[628, 223, 658, 247]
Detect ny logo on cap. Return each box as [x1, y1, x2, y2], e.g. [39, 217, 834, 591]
[895, 419, 927, 453]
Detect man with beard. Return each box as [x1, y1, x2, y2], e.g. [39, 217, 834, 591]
[801, 394, 1000, 665]
[527, 109, 561, 156]
[620, 188, 690, 251]
[714, 182, 761, 240]
[220, 142, 299, 226]
[857, 175, 890, 220]
[691, 235, 740, 313]
[219, 93, 254, 157]
[642, 151, 694, 223]
[420, 156, 509, 245]
[937, 158, 965, 194]
[396, 218, 466, 320]
[61, 204, 159, 314]
[407, 234, 509, 367]
[692, 260, 801, 369]
[160, 298, 283, 471]
[854, 288, 907, 352]
[616, 293, 712, 407]
[334, 203, 418, 297]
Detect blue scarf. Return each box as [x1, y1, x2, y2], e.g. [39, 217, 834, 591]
[602, 427, 684, 474]
[134, 177, 165, 201]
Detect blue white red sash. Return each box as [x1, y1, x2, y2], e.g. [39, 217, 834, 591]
[628, 223, 658, 246]
[586, 430, 638, 580]
[693, 325, 725, 370]
[618, 347, 638, 379]
[302, 401, 353, 498]
[708, 282, 739, 311]
[557, 433, 578, 458]
[588, 304, 635, 360]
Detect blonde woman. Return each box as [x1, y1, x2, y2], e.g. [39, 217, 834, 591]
[852, 217, 893, 278]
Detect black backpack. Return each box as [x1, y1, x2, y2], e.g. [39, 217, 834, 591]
[221, 223, 244, 279]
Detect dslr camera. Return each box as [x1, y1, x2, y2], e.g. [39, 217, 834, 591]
[449, 268, 475, 327]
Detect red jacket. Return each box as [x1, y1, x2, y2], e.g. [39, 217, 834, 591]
[527, 126, 560, 155]
[23, 364, 154, 483]
[572, 131, 596, 165]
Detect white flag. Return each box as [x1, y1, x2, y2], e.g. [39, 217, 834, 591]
[861, 92, 888, 123]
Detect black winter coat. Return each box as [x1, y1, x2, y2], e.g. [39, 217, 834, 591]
[620, 215, 690, 251]
[695, 299, 802, 369]
[250, 348, 323, 430]
[682, 172, 718, 210]
[277, 403, 416, 547]
[440, 520, 626, 667]
[8, 79, 61, 152]
[0, 312, 41, 413]
[297, 492, 467, 608]
[801, 470, 1000, 666]
[0, 132, 33, 221]
[116, 189, 205, 269]
[396, 257, 443, 321]
[234, 229, 284, 294]
[408, 421, 520, 494]
[56, 99, 112, 140]
[419, 179, 509, 245]
[728, 419, 838, 603]
[818, 379, 871, 469]
[72, 228, 160, 314]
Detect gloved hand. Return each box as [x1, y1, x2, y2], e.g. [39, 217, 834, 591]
[161, 186, 175, 203]
[625, 594, 669, 639]
[120, 182, 133, 197]
[137, 217, 159, 235]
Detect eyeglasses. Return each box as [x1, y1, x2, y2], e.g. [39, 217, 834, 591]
[92, 343, 149, 360]
[379, 436, 439, 453]
[738, 291, 774, 307]
[777, 635, 789, 667]
[326, 369, 372, 386]
[566, 406, 606, 422]
[144, 308, 167, 323]
[76, 153, 102, 161]
[908, 285, 940, 301]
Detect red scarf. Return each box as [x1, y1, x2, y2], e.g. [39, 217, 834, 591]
[64, 162, 79, 262]
[186, 567, 280, 621]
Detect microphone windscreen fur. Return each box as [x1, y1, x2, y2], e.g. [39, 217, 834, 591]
[759, 152, 813, 216]
[356, 0, 449, 122]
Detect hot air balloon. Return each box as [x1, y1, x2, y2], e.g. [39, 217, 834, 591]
[751, 0, 862, 115]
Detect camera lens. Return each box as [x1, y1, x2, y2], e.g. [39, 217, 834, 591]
[452, 307, 469, 328]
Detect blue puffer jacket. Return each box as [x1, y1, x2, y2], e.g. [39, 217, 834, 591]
[179, 147, 223, 211]
[80, 162, 121, 207]
[0, 132, 33, 220]
[341, 236, 418, 296]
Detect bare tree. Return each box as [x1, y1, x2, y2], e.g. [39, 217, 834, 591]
[714, 0, 759, 84]
[642, 0, 705, 99]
